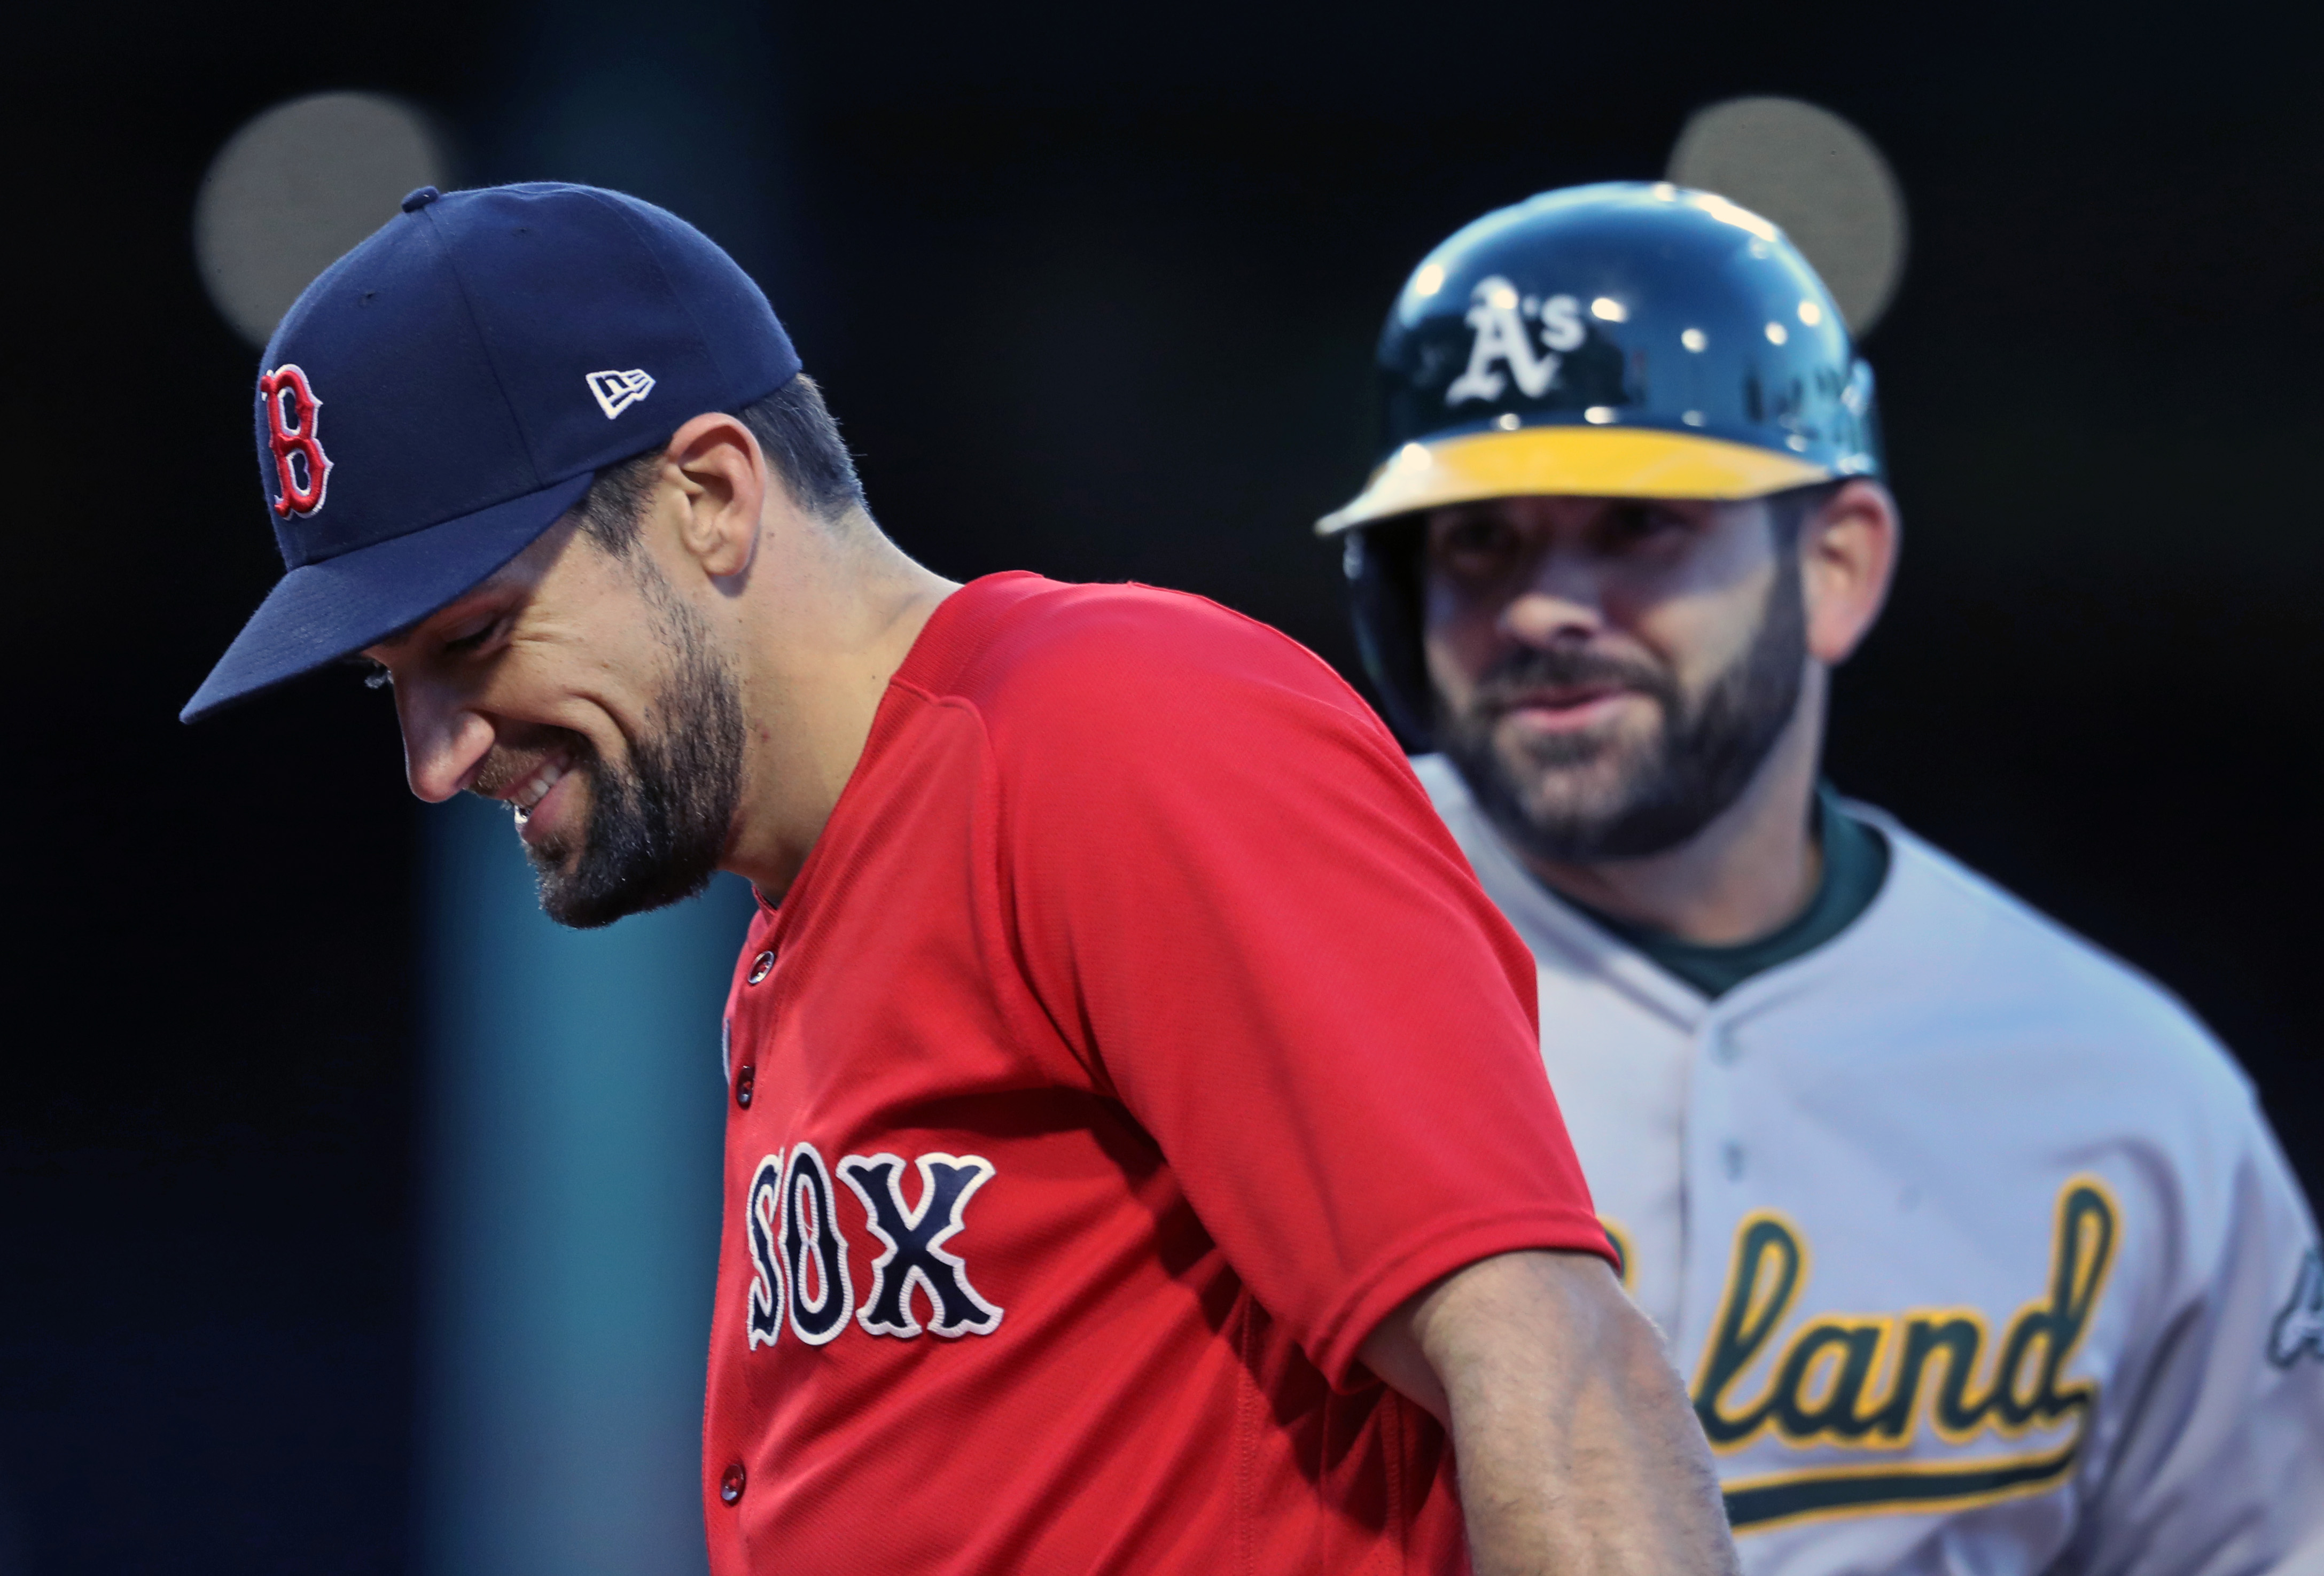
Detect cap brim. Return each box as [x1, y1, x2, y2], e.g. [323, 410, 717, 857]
[181, 472, 596, 723]
[1315, 424, 1832, 535]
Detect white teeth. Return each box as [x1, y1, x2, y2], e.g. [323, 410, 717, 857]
[512, 758, 568, 815]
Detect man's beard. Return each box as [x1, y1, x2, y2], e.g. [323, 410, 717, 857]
[528, 577, 746, 930]
[1437, 566, 1807, 864]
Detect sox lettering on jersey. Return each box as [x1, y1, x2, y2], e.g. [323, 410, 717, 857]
[745, 1153, 786, 1350]
[745, 1143, 1003, 1350]
[258, 363, 332, 518]
[780, 1142, 855, 1344]
[839, 1153, 1004, 1338]
[1689, 1177, 2119, 1531]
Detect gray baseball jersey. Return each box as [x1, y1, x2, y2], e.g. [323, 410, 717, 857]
[1416, 753, 2324, 1575]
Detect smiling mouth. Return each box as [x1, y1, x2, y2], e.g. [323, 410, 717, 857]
[505, 751, 573, 825]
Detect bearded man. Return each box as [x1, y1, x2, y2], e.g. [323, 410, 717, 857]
[182, 182, 1742, 1575]
[1317, 182, 2324, 1573]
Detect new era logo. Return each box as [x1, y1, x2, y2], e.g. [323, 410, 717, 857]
[587, 369, 656, 419]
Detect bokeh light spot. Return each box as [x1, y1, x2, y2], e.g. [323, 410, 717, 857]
[1668, 96, 1908, 336]
[194, 92, 450, 347]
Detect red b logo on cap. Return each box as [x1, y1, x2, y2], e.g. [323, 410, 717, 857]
[259, 363, 332, 518]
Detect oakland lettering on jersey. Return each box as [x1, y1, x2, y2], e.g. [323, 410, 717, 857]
[745, 1144, 1003, 1351]
[1690, 1177, 2119, 1531]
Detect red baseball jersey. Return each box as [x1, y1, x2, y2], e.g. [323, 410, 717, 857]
[703, 573, 1608, 1574]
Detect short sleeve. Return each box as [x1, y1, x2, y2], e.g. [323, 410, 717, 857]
[982, 589, 1611, 1386]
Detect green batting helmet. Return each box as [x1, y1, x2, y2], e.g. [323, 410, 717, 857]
[1322, 180, 1883, 746]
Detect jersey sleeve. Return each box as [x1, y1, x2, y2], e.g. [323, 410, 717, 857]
[981, 589, 1611, 1387]
[2076, 1093, 2324, 1576]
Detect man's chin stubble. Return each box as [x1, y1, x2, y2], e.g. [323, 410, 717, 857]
[1495, 736, 1657, 846]
[1440, 701, 1677, 865]
[527, 838, 596, 924]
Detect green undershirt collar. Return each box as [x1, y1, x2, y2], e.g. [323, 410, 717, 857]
[1560, 785, 1890, 1000]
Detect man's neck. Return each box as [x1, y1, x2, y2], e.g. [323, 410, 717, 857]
[1518, 676, 1827, 947]
[723, 515, 958, 901]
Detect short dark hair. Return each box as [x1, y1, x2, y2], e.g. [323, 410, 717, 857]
[574, 372, 865, 556]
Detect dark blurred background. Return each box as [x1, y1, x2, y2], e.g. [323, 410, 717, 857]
[3, 1, 2316, 1571]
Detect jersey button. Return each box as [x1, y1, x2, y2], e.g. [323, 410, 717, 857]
[747, 950, 775, 985]
[719, 1462, 746, 1505]
[735, 1064, 755, 1110]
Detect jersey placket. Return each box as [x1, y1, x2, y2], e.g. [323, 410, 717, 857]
[1674, 963, 1834, 1365]
[1675, 1008, 1745, 1357]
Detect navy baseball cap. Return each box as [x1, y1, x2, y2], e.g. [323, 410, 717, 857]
[182, 181, 801, 723]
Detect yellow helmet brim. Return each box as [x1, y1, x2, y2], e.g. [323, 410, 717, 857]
[1315, 424, 1834, 535]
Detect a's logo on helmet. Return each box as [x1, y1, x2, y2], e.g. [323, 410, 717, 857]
[258, 363, 332, 518]
[1446, 275, 1585, 407]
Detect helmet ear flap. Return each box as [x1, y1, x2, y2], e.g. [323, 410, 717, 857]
[1344, 519, 1435, 753]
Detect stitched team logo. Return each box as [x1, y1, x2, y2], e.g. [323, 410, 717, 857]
[744, 1152, 786, 1351]
[746, 1144, 859, 1348]
[778, 1142, 855, 1344]
[742, 1142, 1003, 1351]
[586, 368, 656, 419]
[1693, 1177, 2122, 1532]
[1445, 275, 1585, 406]
[258, 363, 332, 518]
[839, 1153, 1004, 1338]
[2271, 1245, 2324, 1368]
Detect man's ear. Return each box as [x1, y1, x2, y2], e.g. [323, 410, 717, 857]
[660, 411, 767, 581]
[1800, 479, 1900, 666]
